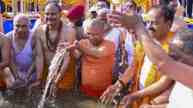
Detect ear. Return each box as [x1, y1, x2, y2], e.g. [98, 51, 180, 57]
[167, 20, 172, 29]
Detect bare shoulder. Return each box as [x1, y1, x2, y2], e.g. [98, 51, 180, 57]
[63, 24, 76, 34]
[103, 40, 116, 51]
[105, 40, 115, 47]
[61, 24, 76, 42]
[0, 32, 4, 36]
[0, 32, 9, 40]
[33, 24, 46, 42]
[0, 33, 10, 46]
[33, 24, 45, 37]
[4, 31, 13, 39]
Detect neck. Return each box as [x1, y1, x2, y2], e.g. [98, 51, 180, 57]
[14, 31, 29, 40]
[156, 31, 169, 44]
[48, 21, 61, 30]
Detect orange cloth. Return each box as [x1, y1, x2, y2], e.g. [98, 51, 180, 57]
[42, 55, 76, 91]
[81, 40, 115, 97]
[81, 85, 106, 97]
[57, 55, 76, 91]
[0, 71, 6, 89]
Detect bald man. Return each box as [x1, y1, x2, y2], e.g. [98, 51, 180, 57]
[6, 14, 43, 89]
[76, 19, 115, 97]
[33, 2, 76, 92]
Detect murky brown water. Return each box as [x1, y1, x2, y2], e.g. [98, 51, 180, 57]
[0, 88, 114, 108]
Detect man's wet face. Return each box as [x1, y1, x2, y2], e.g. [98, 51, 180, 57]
[45, 4, 61, 27]
[14, 17, 29, 36]
[85, 26, 104, 46]
[147, 9, 170, 39]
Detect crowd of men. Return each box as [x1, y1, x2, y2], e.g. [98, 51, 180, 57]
[0, 0, 193, 108]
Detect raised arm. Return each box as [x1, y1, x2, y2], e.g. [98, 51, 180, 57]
[108, 11, 193, 89]
[134, 17, 193, 90]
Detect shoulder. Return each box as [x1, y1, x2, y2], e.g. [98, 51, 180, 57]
[63, 24, 76, 34]
[103, 40, 115, 50]
[0, 32, 4, 38]
[62, 24, 76, 42]
[5, 31, 13, 39]
[33, 24, 46, 40]
[0, 33, 10, 46]
[33, 24, 45, 35]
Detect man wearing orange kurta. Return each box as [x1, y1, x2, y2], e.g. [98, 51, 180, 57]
[78, 19, 115, 97]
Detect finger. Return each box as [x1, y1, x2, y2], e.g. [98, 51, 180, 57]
[150, 100, 157, 105]
[109, 95, 115, 104]
[121, 96, 127, 104]
[123, 102, 129, 108]
[102, 92, 113, 104]
[101, 93, 110, 104]
[105, 94, 114, 105]
[99, 92, 106, 101]
[100, 91, 108, 103]
[100, 86, 115, 103]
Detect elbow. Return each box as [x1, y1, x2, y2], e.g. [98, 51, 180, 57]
[4, 60, 10, 67]
[0, 60, 10, 69]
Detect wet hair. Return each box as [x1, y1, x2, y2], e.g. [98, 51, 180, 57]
[13, 14, 30, 27]
[45, 1, 62, 12]
[97, 8, 110, 16]
[151, 5, 175, 24]
[87, 18, 106, 32]
[171, 28, 193, 56]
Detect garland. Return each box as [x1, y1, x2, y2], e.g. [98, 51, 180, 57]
[45, 21, 63, 52]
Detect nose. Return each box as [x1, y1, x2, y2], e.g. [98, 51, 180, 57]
[146, 21, 153, 28]
[16, 27, 23, 32]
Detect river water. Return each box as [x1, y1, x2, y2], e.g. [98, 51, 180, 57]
[0, 88, 113, 108]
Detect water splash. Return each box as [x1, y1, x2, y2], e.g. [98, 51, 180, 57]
[38, 49, 69, 108]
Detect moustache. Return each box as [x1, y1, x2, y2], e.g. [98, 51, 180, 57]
[148, 27, 156, 32]
[46, 18, 56, 21]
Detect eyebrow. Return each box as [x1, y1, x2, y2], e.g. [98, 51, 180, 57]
[15, 24, 28, 27]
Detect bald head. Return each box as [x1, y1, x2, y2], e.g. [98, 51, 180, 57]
[13, 14, 30, 37]
[13, 14, 30, 28]
[45, 2, 61, 13]
[85, 19, 106, 46]
[44, 2, 61, 28]
[87, 18, 106, 33]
